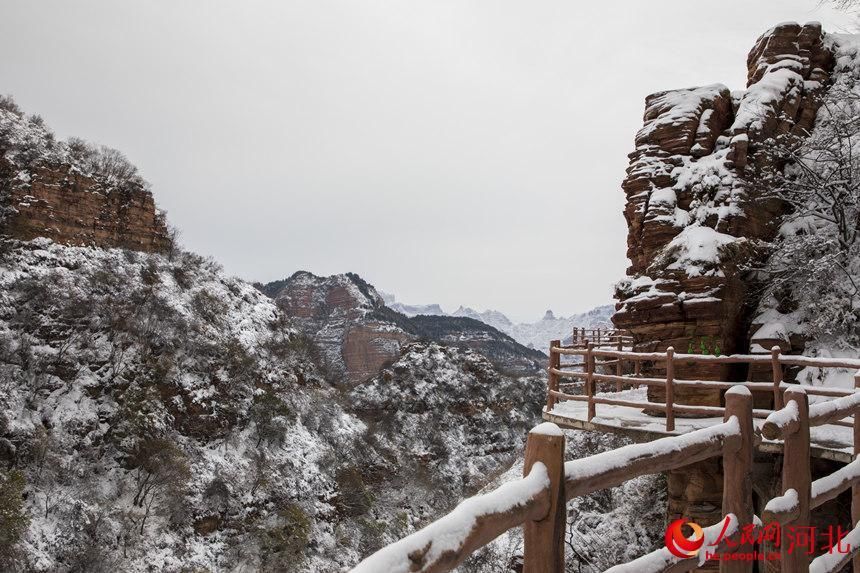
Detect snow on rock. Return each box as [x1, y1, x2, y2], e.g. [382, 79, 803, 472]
[662, 225, 739, 277]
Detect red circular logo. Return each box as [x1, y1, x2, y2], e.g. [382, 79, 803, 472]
[665, 518, 704, 558]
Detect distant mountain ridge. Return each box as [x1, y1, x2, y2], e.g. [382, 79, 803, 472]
[379, 293, 614, 349]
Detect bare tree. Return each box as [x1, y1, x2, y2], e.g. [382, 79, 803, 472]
[130, 438, 190, 534]
[754, 82, 860, 341]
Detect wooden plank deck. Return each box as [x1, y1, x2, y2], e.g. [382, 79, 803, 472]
[544, 387, 855, 463]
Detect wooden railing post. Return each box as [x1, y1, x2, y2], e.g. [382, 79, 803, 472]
[546, 340, 561, 411]
[853, 371, 860, 573]
[586, 342, 595, 421]
[615, 336, 623, 392]
[665, 347, 675, 432]
[781, 387, 811, 573]
[771, 346, 783, 410]
[523, 423, 566, 573]
[721, 386, 754, 573]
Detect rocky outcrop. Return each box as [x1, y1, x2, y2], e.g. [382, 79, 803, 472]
[3, 161, 171, 252]
[0, 103, 170, 253]
[613, 22, 834, 399]
[611, 23, 842, 539]
[263, 271, 544, 385]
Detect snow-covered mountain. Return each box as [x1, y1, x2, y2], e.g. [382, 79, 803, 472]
[378, 293, 614, 350]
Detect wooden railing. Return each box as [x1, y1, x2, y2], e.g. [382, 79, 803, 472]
[546, 341, 860, 432]
[348, 344, 860, 573]
[570, 328, 633, 348]
[350, 388, 754, 573]
[758, 387, 860, 572]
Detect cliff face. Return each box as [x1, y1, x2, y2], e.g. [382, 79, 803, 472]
[263, 271, 544, 385]
[0, 104, 170, 253]
[613, 22, 834, 397]
[270, 271, 413, 384]
[611, 22, 859, 541]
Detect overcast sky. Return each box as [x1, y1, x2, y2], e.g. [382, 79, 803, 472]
[0, 1, 854, 321]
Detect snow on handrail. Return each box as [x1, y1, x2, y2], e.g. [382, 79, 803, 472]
[810, 520, 860, 573]
[762, 399, 800, 440]
[811, 457, 860, 508]
[604, 514, 739, 573]
[349, 463, 550, 573]
[808, 391, 860, 427]
[564, 418, 739, 499]
[764, 390, 860, 439]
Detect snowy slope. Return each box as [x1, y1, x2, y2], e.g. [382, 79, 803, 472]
[0, 240, 549, 572]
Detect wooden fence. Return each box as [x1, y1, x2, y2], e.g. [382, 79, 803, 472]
[350, 389, 751, 573]
[349, 344, 860, 573]
[570, 328, 633, 348]
[546, 341, 860, 432]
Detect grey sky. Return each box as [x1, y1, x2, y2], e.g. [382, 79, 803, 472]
[0, 1, 854, 321]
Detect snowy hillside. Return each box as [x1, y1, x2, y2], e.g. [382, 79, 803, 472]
[0, 239, 545, 572]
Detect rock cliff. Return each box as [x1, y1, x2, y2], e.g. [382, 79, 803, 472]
[613, 22, 834, 398]
[0, 100, 170, 253]
[611, 22, 860, 547]
[260, 271, 544, 384]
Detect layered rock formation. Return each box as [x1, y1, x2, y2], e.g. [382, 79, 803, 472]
[262, 271, 544, 385]
[613, 22, 834, 398]
[611, 23, 845, 545]
[3, 161, 171, 252]
[0, 103, 170, 253]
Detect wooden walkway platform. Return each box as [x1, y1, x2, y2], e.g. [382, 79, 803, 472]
[544, 387, 855, 463]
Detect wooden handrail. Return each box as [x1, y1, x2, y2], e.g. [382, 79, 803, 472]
[547, 341, 860, 435]
[781, 387, 811, 571]
[550, 368, 855, 397]
[762, 458, 860, 525]
[351, 387, 754, 573]
[762, 391, 860, 439]
[350, 462, 552, 573]
[551, 345, 860, 370]
[564, 418, 738, 499]
[754, 374, 860, 573]
[358, 356, 860, 573]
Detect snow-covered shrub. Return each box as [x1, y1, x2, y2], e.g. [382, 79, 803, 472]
[755, 76, 860, 344]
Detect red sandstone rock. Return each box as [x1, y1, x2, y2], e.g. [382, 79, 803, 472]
[4, 162, 171, 253]
[614, 22, 834, 406]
